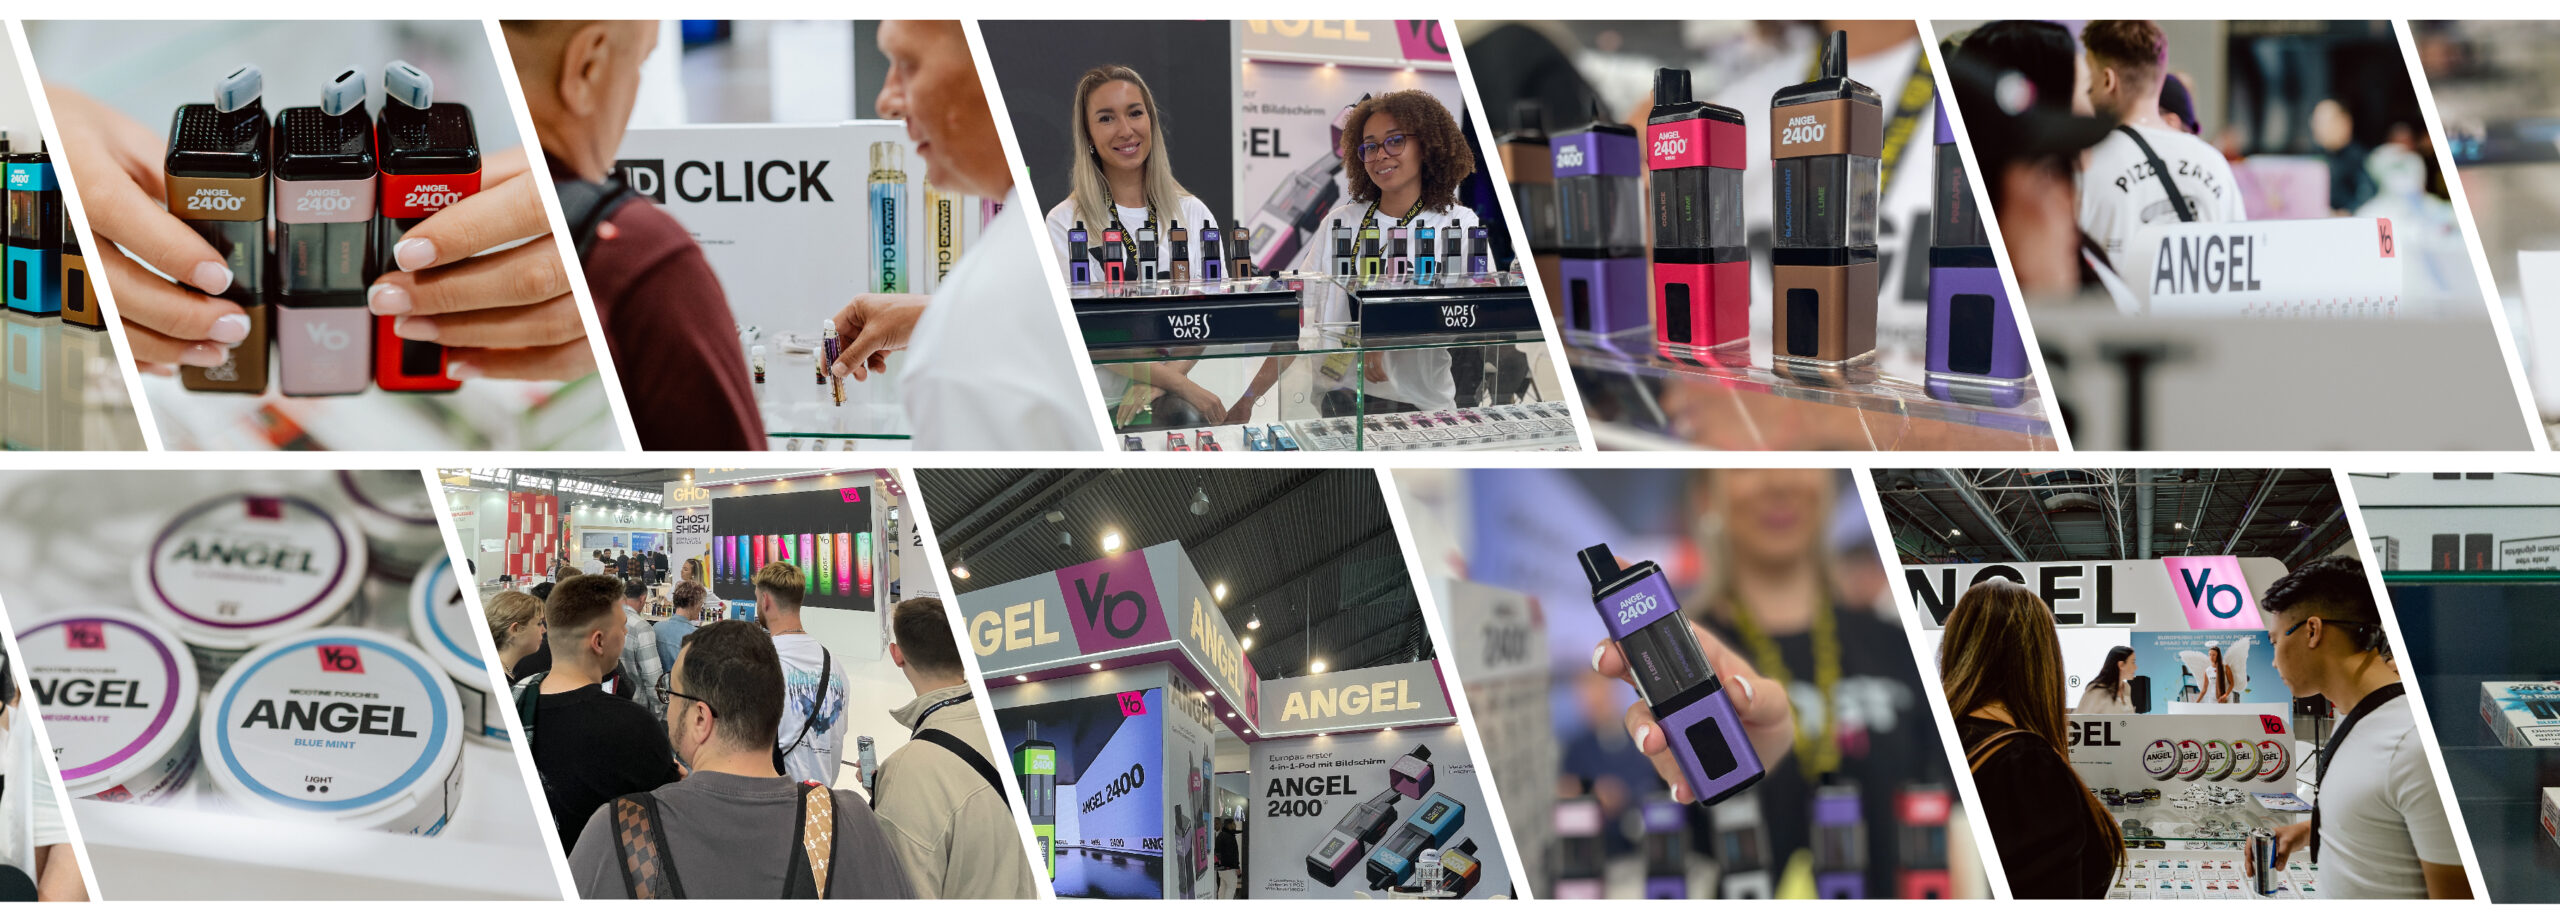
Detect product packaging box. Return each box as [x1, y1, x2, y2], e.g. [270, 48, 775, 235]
[2542, 787, 2559, 848]
[2480, 682, 2560, 747]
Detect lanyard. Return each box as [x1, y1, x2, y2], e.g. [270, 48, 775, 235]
[1359, 198, 1427, 232]
[1804, 41, 1935, 197]
[909, 691, 976, 738]
[2310, 681, 2406, 864]
[1730, 592, 1842, 779]
[1106, 200, 1161, 242]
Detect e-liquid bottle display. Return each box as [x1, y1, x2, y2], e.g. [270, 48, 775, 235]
[275, 67, 378, 396]
[1554, 102, 1645, 337]
[1646, 67, 1749, 361]
[1771, 30, 1882, 364]
[869, 141, 907, 293]
[1580, 542, 1763, 805]
[168, 65, 272, 394]
[6, 140, 62, 316]
[376, 61, 478, 392]
[1501, 102, 1561, 308]
[1926, 100, 2026, 380]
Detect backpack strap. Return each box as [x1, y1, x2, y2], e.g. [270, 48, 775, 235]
[1965, 727, 2037, 772]
[611, 791, 684, 899]
[553, 176, 643, 260]
[778, 648, 836, 764]
[898, 729, 1011, 805]
[782, 782, 836, 898]
[511, 672, 546, 745]
[2114, 126, 2197, 223]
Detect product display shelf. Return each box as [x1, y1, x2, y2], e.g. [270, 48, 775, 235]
[752, 335, 913, 449]
[2111, 848, 2317, 899]
[2384, 576, 2560, 904]
[1563, 328, 2053, 450]
[0, 313, 144, 450]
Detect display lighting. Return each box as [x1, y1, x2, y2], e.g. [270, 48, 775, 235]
[1310, 659, 1328, 674]
[1089, 663, 1102, 670]
[1190, 487, 1211, 516]
[1241, 637, 1254, 651]
[1102, 531, 1125, 552]
[1213, 582, 1228, 601]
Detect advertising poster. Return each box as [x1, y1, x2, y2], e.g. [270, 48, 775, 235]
[672, 508, 712, 580]
[2131, 631, 2280, 707]
[1248, 724, 1510, 899]
[998, 687, 1167, 899]
[1165, 673, 1218, 900]
[712, 486, 875, 611]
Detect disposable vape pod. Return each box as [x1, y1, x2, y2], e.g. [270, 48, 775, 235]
[856, 531, 873, 595]
[1168, 219, 1189, 283]
[6, 142, 62, 316]
[1500, 101, 1562, 313]
[1642, 797, 1688, 898]
[1389, 745, 1435, 798]
[61, 192, 100, 329]
[275, 68, 378, 396]
[870, 141, 907, 293]
[1812, 783, 1866, 898]
[1554, 104, 1646, 336]
[1925, 101, 2025, 379]
[1647, 67, 1749, 361]
[1771, 31, 1883, 364]
[1581, 542, 1762, 805]
[1366, 791, 1464, 889]
[1441, 219, 1463, 273]
[1330, 219, 1356, 277]
[753, 534, 767, 572]
[800, 533, 815, 586]
[924, 181, 961, 288]
[814, 528, 832, 596]
[376, 61, 477, 391]
[1439, 839, 1485, 896]
[169, 65, 272, 393]
[1468, 226, 1490, 274]
[834, 532, 850, 595]
[1101, 227, 1126, 283]
[1229, 218, 1252, 279]
[1389, 227, 1411, 277]
[1120, 220, 1141, 282]
[1415, 226, 1439, 283]
[1067, 221, 1091, 284]
[1358, 223, 1383, 279]
[1136, 221, 1159, 282]
[1198, 219, 1223, 282]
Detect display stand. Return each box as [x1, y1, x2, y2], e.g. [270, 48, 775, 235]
[1566, 328, 2052, 450]
[2384, 572, 2560, 904]
[0, 312, 143, 450]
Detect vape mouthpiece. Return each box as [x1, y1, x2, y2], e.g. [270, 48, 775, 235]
[214, 64, 263, 113]
[385, 60, 433, 109]
[1072, 219, 1086, 232]
[1169, 218, 1183, 231]
[1823, 30, 1849, 80]
[1654, 67, 1691, 107]
[1577, 543, 1623, 588]
[1513, 99, 1544, 134]
[320, 67, 367, 117]
[871, 141, 904, 172]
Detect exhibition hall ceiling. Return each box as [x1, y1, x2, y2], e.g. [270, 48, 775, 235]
[1876, 469, 2352, 565]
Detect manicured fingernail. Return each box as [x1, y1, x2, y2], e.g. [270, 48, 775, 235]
[179, 344, 229, 368]
[1671, 781, 1690, 804]
[206, 313, 250, 345]
[1591, 642, 1606, 673]
[190, 261, 233, 295]
[831, 361, 851, 378]
[444, 361, 480, 381]
[1633, 724, 1652, 751]
[1731, 675, 1757, 703]
[368, 283, 412, 316]
[394, 317, 439, 342]
[394, 238, 437, 272]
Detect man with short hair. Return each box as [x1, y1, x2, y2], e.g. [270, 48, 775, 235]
[621, 579, 667, 720]
[523, 574, 681, 856]
[570, 620, 913, 898]
[872, 597, 1038, 898]
[755, 561, 851, 786]
[2074, 20, 2246, 268]
[656, 581, 704, 674]
[2258, 557, 2470, 899]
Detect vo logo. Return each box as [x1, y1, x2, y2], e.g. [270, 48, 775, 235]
[2167, 556, 2261, 628]
[316, 645, 365, 674]
[303, 320, 353, 352]
[1118, 691, 1149, 716]
[65, 623, 105, 650]
[1073, 572, 1152, 640]
[2179, 568, 2246, 619]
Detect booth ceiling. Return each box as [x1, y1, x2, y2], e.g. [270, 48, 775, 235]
[919, 469, 1429, 678]
[1874, 469, 2351, 565]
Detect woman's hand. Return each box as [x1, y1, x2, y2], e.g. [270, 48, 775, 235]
[1113, 382, 1163, 427]
[48, 87, 250, 372]
[830, 292, 932, 380]
[1593, 618, 1795, 803]
[372, 148, 592, 381]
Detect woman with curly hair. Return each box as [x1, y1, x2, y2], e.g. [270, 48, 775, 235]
[1230, 89, 1483, 418]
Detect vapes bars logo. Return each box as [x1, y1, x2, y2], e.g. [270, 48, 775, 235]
[614, 159, 835, 205]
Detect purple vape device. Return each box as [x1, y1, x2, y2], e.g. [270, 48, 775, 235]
[1581, 543, 1762, 805]
[1389, 745, 1435, 799]
[1641, 796, 1689, 899]
[1554, 103, 1646, 337]
[1926, 100, 2027, 380]
[1812, 783, 1867, 899]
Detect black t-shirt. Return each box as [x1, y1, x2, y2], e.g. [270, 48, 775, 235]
[531, 683, 684, 856]
[1956, 716, 2116, 898]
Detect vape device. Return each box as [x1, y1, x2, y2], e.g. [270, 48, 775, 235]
[1269, 423, 1299, 450]
[1501, 101, 1562, 313]
[169, 65, 272, 393]
[60, 192, 100, 328]
[275, 68, 377, 396]
[1925, 100, 2025, 379]
[856, 532, 873, 595]
[1012, 739, 1058, 879]
[1123, 434, 1145, 450]
[1468, 226, 1491, 274]
[835, 532, 851, 595]
[1552, 797, 1605, 899]
[1647, 67, 1749, 362]
[1812, 782, 1866, 898]
[375, 61, 477, 391]
[1715, 790, 1774, 898]
[1582, 543, 1763, 805]
[5, 141, 62, 316]
[1167, 432, 1188, 450]
[824, 325, 845, 405]
[1367, 791, 1464, 889]
[1554, 104, 1646, 336]
[2246, 828, 2282, 896]
[1136, 220, 1160, 283]
[1896, 785, 1953, 899]
[1438, 839, 1483, 896]
[799, 534, 814, 586]
[814, 530, 833, 596]
[1194, 429, 1220, 450]
[1330, 219, 1356, 277]
[1389, 226, 1411, 277]
[869, 141, 908, 293]
[1229, 218, 1253, 279]
[1640, 796, 1687, 898]
[1198, 218, 1223, 282]
[1067, 221, 1092, 284]
[924, 181, 961, 288]
[1415, 225, 1439, 283]
[1771, 31, 1883, 364]
[1389, 745, 1435, 798]
[1101, 227, 1126, 283]
[753, 533, 767, 572]
[856, 735, 878, 793]
[1358, 222, 1383, 279]
[1168, 219, 1189, 283]
[1244, 426, 1271, 450]
[1121, 219, 1142, 282]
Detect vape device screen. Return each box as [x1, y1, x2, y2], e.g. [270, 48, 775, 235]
[1618, 606, 1716, 708]
[1318, 837, 1347, 860]
[1419, 802, 1449, 824]
[1948, 295, 1994, 374]
[1785, 290, 1820, 356]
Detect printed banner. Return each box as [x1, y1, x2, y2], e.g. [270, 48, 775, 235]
[1248, 724, 1510, 899]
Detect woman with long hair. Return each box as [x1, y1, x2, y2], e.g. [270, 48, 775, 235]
[2205, 643, 2235, 703]
[2078, 645, 2136, 714]
[485, 590, 547, 682]
[1941, 578, 2124, 898]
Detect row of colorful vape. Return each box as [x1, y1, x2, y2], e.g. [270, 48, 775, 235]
[165, 63, 480, 396]
[7, 139, 102, 326]
[866, 140, 983, 296]
[1064, 215, 1260, 286]
[714, 531, 872, 596]
[1320, 218, 1493, 283]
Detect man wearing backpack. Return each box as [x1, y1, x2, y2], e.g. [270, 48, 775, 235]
[520, 575, 681, 857]
[571, 620, 913, 899]
[873, 597, 1038, 898]
[756, 562, 850, 786]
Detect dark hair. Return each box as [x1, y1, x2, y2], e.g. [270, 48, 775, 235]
[1958, 21, 2078, 115]
[545, 574, 625, 635]
[675, 619, 785, 749]
[624, 579, 648, 600]
[2087, 645, 2134, 694]
[2081, 20, 2167, 83]
[672, 581, 705, 611]
[1342, 90, 1475, 212]
[2260, 556, 2390, 658]
[530, 582, 556, 603]
[754, 561, 806, 609]
[892, 597, 965, 679]
[1938, 579, 2125, 876]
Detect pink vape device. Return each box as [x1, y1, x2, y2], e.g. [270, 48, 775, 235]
[835, 533, 851, 594]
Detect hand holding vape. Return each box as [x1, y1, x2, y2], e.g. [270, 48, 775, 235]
[275, 67, 378, 396]
[1647, 66, 1749, 362]
[1771, 31, 1883, 364]
[376, 61, 478, 391]
[1581, 542, 1763, 805]
[169, 65, 272, 393]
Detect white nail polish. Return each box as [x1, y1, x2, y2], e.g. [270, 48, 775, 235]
[1634, 724, 1652, 750]
[1734, 675, 1756, 703]
[1591, 643, 1606, 673]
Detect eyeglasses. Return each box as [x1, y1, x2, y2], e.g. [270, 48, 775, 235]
[658, 673, 716, 719]
[1356, 134, 1411, 161]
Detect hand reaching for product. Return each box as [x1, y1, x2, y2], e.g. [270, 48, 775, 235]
[371, 148, 592, 381]
[2249, 820, 2314, 877]
[830, 292, 930, 381]
[1593, 618, 1795, 803]
[47, 86, 252, 373]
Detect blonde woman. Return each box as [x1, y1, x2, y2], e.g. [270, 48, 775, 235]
[1044, 65, 1221, 282]
[484, 590, 546, 682]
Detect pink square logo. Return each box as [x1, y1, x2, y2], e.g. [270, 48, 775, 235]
[839, 487, 863, 503]
[2162, 555, 2264, 630]
[1117, 691, 1148, 717]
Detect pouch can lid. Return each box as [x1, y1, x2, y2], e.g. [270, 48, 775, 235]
[200, 628, 462, 832]
[13, 607, 201, 799]
[133, 492, 367, 653]
[407, 557, 501, 743]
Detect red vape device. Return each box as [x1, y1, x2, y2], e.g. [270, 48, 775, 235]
[375, 61, 477, 391]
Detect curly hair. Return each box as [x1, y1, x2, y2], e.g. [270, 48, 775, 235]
[1341, 90, 1475, 213]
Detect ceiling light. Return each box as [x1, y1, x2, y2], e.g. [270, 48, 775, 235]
[1101, 531, 1124, 552]
[1246, 617, 1261, 630]
[1190, 488, 1211, 515]
[2173, 521, 2186, 530]
[1240, 637, 1253, 651]
[1224, 712, 1234, 718]
[2289, 519, 2302, 528]
[1309, 659, 1327, 674]
[952, 564, 971, 580]
[1948, 528, 1962, 537]
[1213, 582, 1227, 601]
[1089, 663, 1102, 671]
[1016, 675, 1028, 682]
[1044, 510, 1065, 523]
[1204, 690, 1216, 697]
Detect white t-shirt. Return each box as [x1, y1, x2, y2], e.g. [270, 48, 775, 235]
[1293, 200, 1480, 411]
[1044, 195, 1224, 284]
[2309, 693, 2460, 899]
[773, 632, 852, 787]
[901, 189, 1104, 450]
[2076, 123, 2249, 270]
[0, 708, 70, 879]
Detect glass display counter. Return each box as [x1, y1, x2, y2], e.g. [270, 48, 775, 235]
[744, 327, 912, 451]
[2383, 573, 2560, 904]
[2102, 793, 2317, 899]
[3, 312, 144, 450]
[1564, 328, 2054, 450]
[1072, 272, 1580, 451]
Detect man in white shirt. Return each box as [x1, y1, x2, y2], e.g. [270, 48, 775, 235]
[2075, 21, 2247, 270]
[2257, 557, 2471, 899]
[754, 561, 851, 787]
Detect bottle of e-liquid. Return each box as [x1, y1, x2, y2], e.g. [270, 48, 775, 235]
[169, 65, 272, 393]
[376, 61, 478, 392]
[1198, 218, 1224, 282]
[1067, 220, 1092, 285]
[1168, 219, 1189, 283]
[6, 139, 63, 316]
[1926, 100, 2025, 380]
[275, 67, 377, 396]
[1555, 101, 1647, 337]
[1771, 31, 1882, 364]
[1647, 67, 1749, 363]
[869, 142, 907, 293]
[1581, 543, 1763, 805]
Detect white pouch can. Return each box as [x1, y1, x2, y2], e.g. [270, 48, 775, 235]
[406, 556, 503, 745]
[338, 470, 447, 582]
[133, 492, 369, 674]
[13, 608, 201, 803]
[199, 628, 464, 835]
